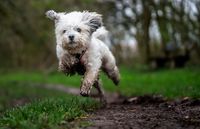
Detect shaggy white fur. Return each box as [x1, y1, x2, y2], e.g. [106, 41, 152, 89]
[46, 10, 120, 103]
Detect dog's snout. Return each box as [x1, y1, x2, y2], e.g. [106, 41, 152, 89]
[68, 35, 74, 41]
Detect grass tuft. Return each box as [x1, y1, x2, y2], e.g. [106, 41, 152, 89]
[0, 97, 99, 129]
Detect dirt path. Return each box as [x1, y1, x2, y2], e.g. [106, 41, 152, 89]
[37, 84, 200, 129]
[83, 96, 200, 129]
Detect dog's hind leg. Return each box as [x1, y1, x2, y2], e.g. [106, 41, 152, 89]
[102, 52, 120, 85]
[103, 66, 120, 85]
[93, 79, 107, 105]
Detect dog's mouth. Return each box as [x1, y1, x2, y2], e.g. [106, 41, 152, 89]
[62, 42, 77, 50]
[69, 41, 76, 44]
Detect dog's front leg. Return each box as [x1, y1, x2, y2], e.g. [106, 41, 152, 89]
[80, 61, 101, 97]
[58, 53, 78, 75]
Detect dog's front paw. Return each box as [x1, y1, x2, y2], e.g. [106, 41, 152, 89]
[80, 90, 89, 97]
[80, 80, 92, 97]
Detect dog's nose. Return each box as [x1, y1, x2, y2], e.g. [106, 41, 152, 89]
[68, 35, 74, 41]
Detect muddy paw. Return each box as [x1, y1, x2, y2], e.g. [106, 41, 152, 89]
[80, 87, 91, 97]
[80, 91, 89, 97]
[113, 77, 120, 86]
[80, 81, 92, 97]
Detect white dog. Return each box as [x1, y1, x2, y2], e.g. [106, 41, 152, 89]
[46, 10, 120, 103]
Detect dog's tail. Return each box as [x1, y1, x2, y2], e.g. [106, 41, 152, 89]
[93, 27, 111, 47]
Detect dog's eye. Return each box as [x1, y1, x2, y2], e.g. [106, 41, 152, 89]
[76, 28, 81, 33]
[63, 30, 66, 34]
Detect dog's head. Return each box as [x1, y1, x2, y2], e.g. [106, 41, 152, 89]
[46, 10, 102, 53]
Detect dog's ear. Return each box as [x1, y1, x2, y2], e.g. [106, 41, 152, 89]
[82, 11, 102, 33]
[45, 10, 60, 22]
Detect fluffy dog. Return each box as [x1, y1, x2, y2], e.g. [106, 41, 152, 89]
[46, 10, 120, 103]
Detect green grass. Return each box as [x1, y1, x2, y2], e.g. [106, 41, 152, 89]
[0, 97, 98, 129]
[0, 82, 99, 129]
[0, 82, 68, 113]
[115, 67, 200, 98]
[0, 67, 200, 98]
[0, 71, 82, 87]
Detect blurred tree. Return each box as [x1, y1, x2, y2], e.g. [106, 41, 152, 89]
[102, 0, 200, 65]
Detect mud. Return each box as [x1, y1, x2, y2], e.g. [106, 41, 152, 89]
[83, 95, 200, 129]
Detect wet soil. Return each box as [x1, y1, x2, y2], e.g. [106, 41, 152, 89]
[83, 95, 200, 129]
